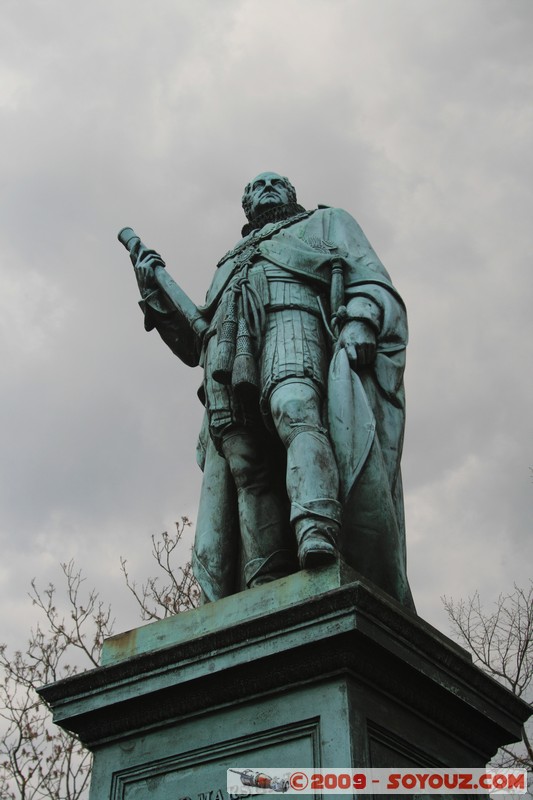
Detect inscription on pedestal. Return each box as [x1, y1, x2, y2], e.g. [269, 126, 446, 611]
[110, 720, 319, 800]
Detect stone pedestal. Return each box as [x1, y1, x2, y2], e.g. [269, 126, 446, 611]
[39, 565, 530, 799]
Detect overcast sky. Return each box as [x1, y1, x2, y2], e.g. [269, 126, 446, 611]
[0, 0, 532, 653]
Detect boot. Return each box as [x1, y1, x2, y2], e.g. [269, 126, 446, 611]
[244, 549, 296, 588]
[291, 498, 342, 569]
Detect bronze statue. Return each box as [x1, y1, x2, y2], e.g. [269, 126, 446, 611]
[119, 172, 414, 610]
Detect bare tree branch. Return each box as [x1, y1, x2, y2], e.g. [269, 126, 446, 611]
[120, 518, 200, 620]
[1, 520, 198, 798]
[443, 581, 533, 772]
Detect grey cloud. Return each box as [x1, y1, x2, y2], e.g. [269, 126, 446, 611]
[0, 0, 532, 650]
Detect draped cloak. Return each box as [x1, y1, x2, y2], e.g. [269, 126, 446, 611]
[184, 207, 415, 611]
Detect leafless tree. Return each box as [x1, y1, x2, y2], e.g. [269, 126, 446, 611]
[0, 560, 112, 799]
[120, 517, 200, 620]
[443, 582, 533, 773]
[0, 521, 199, 799]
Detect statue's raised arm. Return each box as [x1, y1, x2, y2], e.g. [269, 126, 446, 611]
[118, 226, 207, 367]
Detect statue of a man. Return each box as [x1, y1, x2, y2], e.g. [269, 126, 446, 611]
[123, 172, 414, 610]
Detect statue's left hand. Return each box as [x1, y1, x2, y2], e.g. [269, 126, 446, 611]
[336, 320, 377, 369]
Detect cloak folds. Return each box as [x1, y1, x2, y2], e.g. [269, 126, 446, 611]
[191, 207, 415, 611]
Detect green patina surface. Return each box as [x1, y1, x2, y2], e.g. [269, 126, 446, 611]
[101, 560, 358, 666]
[119, 172, 414, 611]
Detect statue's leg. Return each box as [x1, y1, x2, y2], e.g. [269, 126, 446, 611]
[220, 426, 296, 587]
[269, 380, 342, 568]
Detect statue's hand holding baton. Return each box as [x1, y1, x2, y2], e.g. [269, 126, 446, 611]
[118, 226, 168, 298]
[118, 227, 208, 340]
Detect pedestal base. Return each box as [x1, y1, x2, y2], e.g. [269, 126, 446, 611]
[39, 565, 530, 799]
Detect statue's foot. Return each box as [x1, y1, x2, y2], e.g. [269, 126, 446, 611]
[244, 551, 297, 589]
[292, 500, 341, 569]
[249, 573, 284, 588]
[298, 533, 337, 569]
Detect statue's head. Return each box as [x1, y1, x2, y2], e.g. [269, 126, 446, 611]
[242, 172, 297, 222]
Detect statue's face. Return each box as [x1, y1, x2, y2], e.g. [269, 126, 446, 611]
[248, 172, 291, 216]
